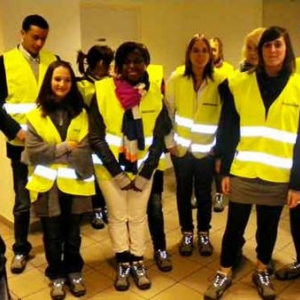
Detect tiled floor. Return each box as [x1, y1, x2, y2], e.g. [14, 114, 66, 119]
[2, 170, 300, 299]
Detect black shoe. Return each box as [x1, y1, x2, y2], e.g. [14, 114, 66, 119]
[275, 261, 300, 281]
[67, 273, 86, 297]
[198, 233, 213, 256]
[154, 250, 172, 272]
[50, 278, 66, 300]
[252, 270, 276, 300]
[213, 193, 225, 213]
[91, 209, 105, 230]
[131, 261, 151, 290]
[114, 262, 131, 291]
[11, 254, 29, 274]
[179, 233, 194, 256]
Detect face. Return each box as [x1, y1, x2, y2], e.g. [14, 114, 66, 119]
[209, 39, 220, 62]
[121, 50, 146, 83]
[189, 39, 210, 71]
[51, 66, 72, 100]
[245, 40, 259, 65]
[262, 36, 286, 71]
[21, 25, 48, 57]
[90, 61, 110, 80]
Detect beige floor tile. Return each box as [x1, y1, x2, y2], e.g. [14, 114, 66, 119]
[150, 282, 202, 300]
[91, 287, 147, 300]
[9, 268, 48, 298]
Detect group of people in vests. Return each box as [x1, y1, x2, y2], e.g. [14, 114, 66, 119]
[1, 13, 300, 300]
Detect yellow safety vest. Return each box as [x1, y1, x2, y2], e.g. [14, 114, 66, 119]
[93, 77, 162, 181]
[26, 108, 95, 200]
[167, 72, 223, 158]
[296, 57, 300, 74]
[147, 64, 166, 170]
[3, 48, 57, 146]
[77, 78, 96, 107]
[229, 72, 300, 182]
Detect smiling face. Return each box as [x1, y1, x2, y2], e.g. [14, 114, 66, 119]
[51, 66, 72, 100]
[21, 25, 48, 57]
[262, 36, 286, 73]
[189, 39, 210, 72]
[121, 49, 146, 84]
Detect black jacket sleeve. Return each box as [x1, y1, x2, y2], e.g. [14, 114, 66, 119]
[216, 79, 240, 175]
[88, 95, 124, 177]
[0, 55, 22, 140]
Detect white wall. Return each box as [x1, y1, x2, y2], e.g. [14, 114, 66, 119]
[263, 0, 300, 56]
[80, 0, 263, 77]
[0, 0, 81, 68]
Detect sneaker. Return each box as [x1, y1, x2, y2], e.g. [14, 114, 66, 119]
[50, 278, 66, 300]
[91, 208, 105, 230]
[179, 233, 194, 256]
[67, 272, 86, 297]
[154, 250, 172, 272]
[252, 270, 276, 300]
[11, 254, 28, 274]
[275, 261, 300, 281]
[114, 262, 131, 291]
[131, 261, 151, 290]
[198, 233, 213, 256]
[213, 193, 224, 213]
[204, 271, 232, 300]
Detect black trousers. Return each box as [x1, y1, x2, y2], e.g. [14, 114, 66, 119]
[147, 170, 166, 251]
[171, 153, 215, 233]
[11, 159, 32, 255]
[41, 193, 84, 280]
[91, 180, 106, 210]
[289, 204, 300, 262]
[220, 201, 283, 267]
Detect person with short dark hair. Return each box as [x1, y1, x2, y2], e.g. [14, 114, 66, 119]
[89, 41, 172, 291]
[204, 26, 300, 300]
[0, 14, 58, 274]
[76, 45, 114, 230]
[22, 60, 94, 300]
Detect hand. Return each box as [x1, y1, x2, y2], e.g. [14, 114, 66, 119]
[16, 129, 26, 142]
[287, 189, 300, 209]
[67, 141, 78, 151]
[132, 183, 142, 192]
[221, 176, 230, 195]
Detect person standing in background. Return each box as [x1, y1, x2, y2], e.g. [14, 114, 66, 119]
[209, 37, 234, 213]
[239, 27, 266, 72]
[77, 45, 114, 229]
[0, 14, 58, 274]
[22, 60, 94, 300]
[165, 33, 224, 258]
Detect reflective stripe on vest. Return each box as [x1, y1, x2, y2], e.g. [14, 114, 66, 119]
[240, 126, 297, 144]
[3, 103, 37, 114]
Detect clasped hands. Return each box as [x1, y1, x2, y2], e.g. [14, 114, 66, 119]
[121, 180, 142, 192]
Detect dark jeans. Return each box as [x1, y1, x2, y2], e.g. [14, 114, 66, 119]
[171, 153, 215, 233]
[92, 180, 106, 210]
[41, 193, 84, 280]
[11, 159, 32, 255]
[289, 204, 300, 262]
[147, 170, 166, 251]
[220, 201, 283, 267]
